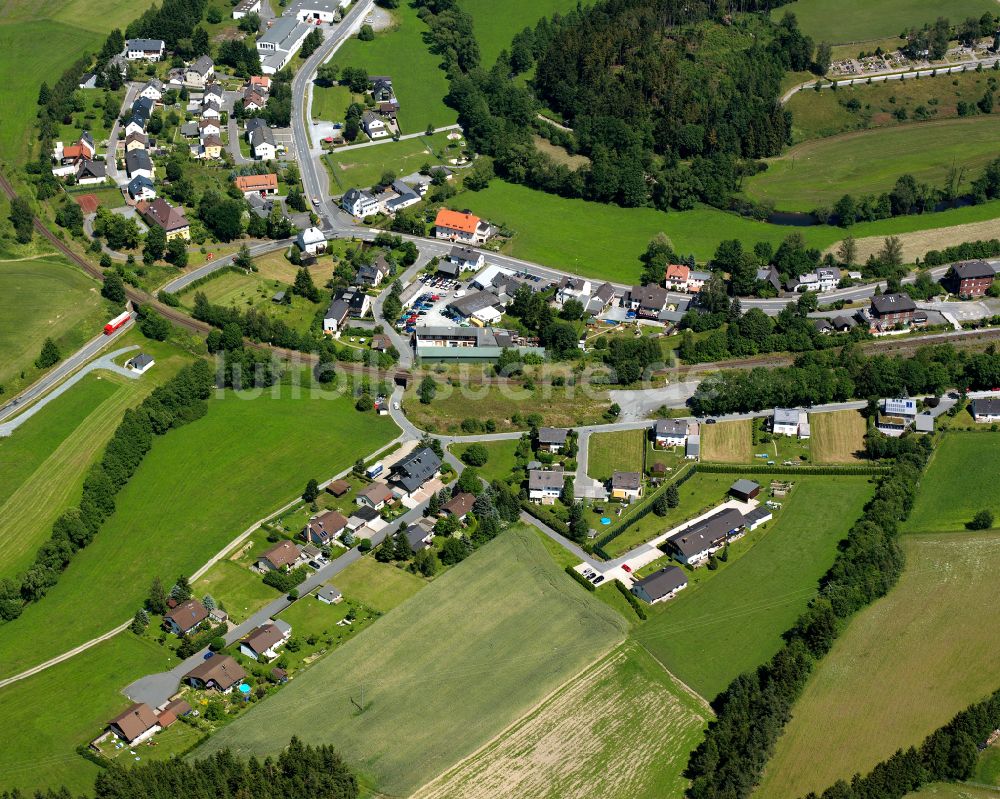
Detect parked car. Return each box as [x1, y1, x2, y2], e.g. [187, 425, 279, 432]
[593, 575, 605, 585]
[621, 564, 632, 573]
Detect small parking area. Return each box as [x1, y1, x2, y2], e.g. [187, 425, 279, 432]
[394, 273, 464, 333]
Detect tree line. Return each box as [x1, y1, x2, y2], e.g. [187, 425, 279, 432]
[690, 342, 1000, 416]
[0, 361, 213, 622]
[686, 436, 931, 799]
[0, 738, 356, 799]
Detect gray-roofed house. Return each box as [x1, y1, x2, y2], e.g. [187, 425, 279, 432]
[361, 110, 388, 139]
[876, 397, 918, 436]
[528, 469, 563, 504]
[914, 412, 935, 433]
[75, 160, 106, 185]
[125, 39, 165, 61]
[628, 284, 670, 319]
[869, 292, 917, 330]
[631, 565, 688, 605]
[250, 125, 277, 160]
[756, 266, 781, 292]
[317, 584, 343, 604]
[185, 55, 215, 89]
[125, 148, 153, 180]
[139, 79, 163, 101]
[180, 121, 200, 138]
[685, 431, 701, 460]
[448, 246, 484, 271]
[654, 419, 688, 447]
[342, 187, 380, 218]
[131, 96, 155, 122]
[950, 260, 995, 298]
[771, 408, 809, 439]
[536, 427, 569, 453]
[125, 353, 155, 374]
[665, 507, 745, 566]
[127, 175, 157, 201]
[357, 481, 393, 510]
[404, 520, 435, 552]
[357, 254, 391, 287]
[744, 506, 773, 531]
[972, 397, 1000, 423]
[347, 504, 381, 532]
[729, 479, 760, 501]
[610, 471, 643, 503]
[390, 447, 442, 497]
[446, 290, 501, 319]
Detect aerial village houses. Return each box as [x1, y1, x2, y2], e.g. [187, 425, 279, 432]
[664, 507, 746, 566]
[536, 427, 568, 453]
[876, 397, 920, 436]
[448, 246, 484, 271]
[361, 110, 389, 139]
[654, 419, 688, 448]
[235, 173, 279, 196]
[302, 509, 348, 545]
[185, 55, 215, 89]
[528, 470, 563, 504]
[357, 481, 394, 510]
[949, 260, 995, 298]
[106, 704, 161, 745]
[250, 125, 277, 160]
[771, 408, 810, 439]
[125, 149, 153, 180]
[75, 160, 106, 185]
[434, 208, 494, 245]
[163, 598, 209, 636]
[357, 254, 391, 287]
[140, 199, 191, 240]
[631, 565, 688, 605]
[298, 226, 327, 255]
[317, 584, 343, 604]
[627, 284, 670, 319]
[239, 621, 292, 661]
[729, 479, 760, 502]
[139, 79, 163, 101]
[183, 654, 246, 693]
[389, 447, 442, 499]
[127, 175, 156, 201]
[441, 492, 476, 522]
[868, 293, 918, 331]
[257, 540, 301, 572]
[233, 0, 262, 17]
[125, 38, 165, 61]
[256, 15, 312, 74]
[342, 187, 380, 218]
[610, 471, 643, 503]
[972, 397, 1000, 423]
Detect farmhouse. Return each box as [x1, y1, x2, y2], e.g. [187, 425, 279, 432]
[665, 507, 745, 566]
[139, 199, 190, 240]
[441, 492, 476, 521]
[316, 584, 343, 604]
[771, 408, 810, 439]
[250, 125, 277, 160]
[949, 260, 995, 298]
[184, 654, 246, 693]
[163, 598, 209, 636]
[107, 703, 160, 744]
[235, 173, 278, 195]
[729, 479, 760, 502]
[257, 540, 302, 572]
[631, 565, 688, 605]
[303, 509, 348, 546]
[239, 620, 292, 661]
[536, 427, 569, 453]
[125, 353, 155, 374]
[357, 481, 393, 510]
[342, 187, 380, 218]
[610, 471, 643, 503]
[654, 418, 688, 448]
[449, 246, 483, 271]
[868, 293, 917, 331]
[972, 397, 1000, 422]
[233, 0, 262, 18]
[125, 39, 165, 61]
[876, 397, 918, 436]
[389, 447, 442, 498]
[297, 226, 327, 255]
[434, 208, 493, 244]
[185, 55, 215, 89]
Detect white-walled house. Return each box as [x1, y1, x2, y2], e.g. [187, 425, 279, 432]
[342, 187, 379, 218]
[297, 227, 327, 254]
[125, 39, 165, 61]
[771, 408, 810, 439]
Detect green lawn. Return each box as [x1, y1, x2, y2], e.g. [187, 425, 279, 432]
[770, 0, 994, 44]
[0, 633, 172, 795]
[744, 116, 1000, 211]
[0, 257, 109, 393]
[197, 527, 628, 796]
[449, 439, 520, 483]
[906, 433, 1000, 533]
[325, 133, 450, 193]
[458, 0, 582, 66]
[413, 642, 710, 799]
[588, 429, 646, 482]
[633, 477, 874, 700]
[758, 531, 1000, 799]
[459, 180, 1000, 276]
[330, 555, 427, 613]
[0, 389, 397, 680]
[325, 3, 457, 133]
[195, 560, 280, 624]
[311, 84, 360, 122]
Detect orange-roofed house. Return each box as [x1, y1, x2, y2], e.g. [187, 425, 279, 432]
[250, 75, 271, 91]
[664, 264, 690, 291]
[235, 173, 278, 196]
[60, 145, 86, 165]
[434, 208, 494, 245]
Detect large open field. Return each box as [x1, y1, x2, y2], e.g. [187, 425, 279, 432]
[0, 633, 171, 795]
[588, 429, 646, 481]
[634, 476, 873, 700]
[459, 180, 1000, 275]
[0, 388, 397, 680]
[810, 409, 867, 463]
[744, 117, 1000, 211]
[757, 531, 1000, 799]
[906, 433, 1000, 533]
[786, 72, 1000, 143]
[198, 527, 628, 795]
[412, 642, 709, 799]
[325, 3, 456, 133]
[770, 0, 994, 44]
[458, 0, 581, 66]
[700, 420, 752, 463]
[325, 132, 450, 193]
[0, 257, 108, 392]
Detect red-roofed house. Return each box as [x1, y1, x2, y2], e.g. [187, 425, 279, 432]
[434, 208, 493, 245]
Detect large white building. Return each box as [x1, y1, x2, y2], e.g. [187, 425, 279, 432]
[288, 0, 350, 23]
[257, 16, 312, 74]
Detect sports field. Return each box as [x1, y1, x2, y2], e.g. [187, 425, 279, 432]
[770, 0, 994, 44]
[0, 633, 171, 795]
[700, 420, 752, 463]
[325, 3, 457, 132]
[0, 389, 396, 680]
[810, 409, 867, 463]
[634, 476, 873, 700]
[906, 433, 1000, 533]
[460, 180, 1000, 274]
[198, 527, 628, 796]
[588, 429, 646, 481]
[412, 642, 709, 799]
[449, 439, 520, 483]
[458, 0, 581, 66]
[744, 117, 1000, 211]
[0, 257, 107, 391]
[325, 132, 449, 193]
[757, 531, 1000, 799]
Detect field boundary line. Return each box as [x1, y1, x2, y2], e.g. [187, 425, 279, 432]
[634, 638, 714, 713]
[408, 643, 627, 799]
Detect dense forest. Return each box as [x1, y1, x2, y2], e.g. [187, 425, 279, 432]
[445, 0, 810, 210]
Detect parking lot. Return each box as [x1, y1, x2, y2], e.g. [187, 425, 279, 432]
[394, 273, 464, 333]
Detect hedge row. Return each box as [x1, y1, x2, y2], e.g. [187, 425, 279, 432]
[694, 462, 888, 476]
[565, 566, 596, 592]
[615, 579, 647, 620]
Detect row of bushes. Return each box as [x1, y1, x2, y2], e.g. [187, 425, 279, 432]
[685, 436, 932, 799]
[565, 566, 596, 592]
[694, 462, 888, 476]
[0, 360, 214, 622]
[615, 580, 647, 620]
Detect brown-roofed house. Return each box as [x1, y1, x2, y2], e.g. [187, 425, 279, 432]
[370, 333, 392, 353]
[234, 173, 278, 195]
[257, 540, 301, 571]
[108, 703, 160, 743]
[239, 620, 291, 660]
[164, 598, 209, 635]
[184, 654, 247, 693]
[357, 481, 393, 510]
[326, 479, 350, 496]
[161, 698, 191, 718]
[302, 509, 348, 546]
[441, 492, 476, 521]
[139, 198, 190, 241]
